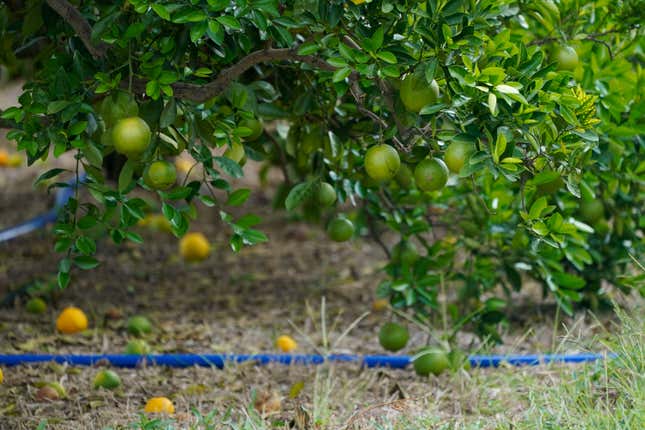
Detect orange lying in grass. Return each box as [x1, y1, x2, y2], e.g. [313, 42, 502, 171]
[0, 149, 9, 167]
[0, 367, 3, 384]
[144, 396, 175, 415]
[179, 232, 211, 262]
[276, 335, 297, 352]
[56, 306, 88, 334]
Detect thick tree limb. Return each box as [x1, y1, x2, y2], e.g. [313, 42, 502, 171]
[129, 48, 338, 103]
[45, 0, 107, 58]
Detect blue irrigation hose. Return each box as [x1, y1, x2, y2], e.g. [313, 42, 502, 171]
[0, 174, 85, 243]
[0, 352, 615, 369]
[0, 174, 617, 370]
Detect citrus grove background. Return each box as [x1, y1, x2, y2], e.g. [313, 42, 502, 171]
[0, 0, 644, 428]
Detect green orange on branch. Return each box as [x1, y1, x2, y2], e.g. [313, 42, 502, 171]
[327, 216, 355, 242]
[143, 160, 177, 190]
[112, 117, 151, 158]
[399, 73, 440, 113]
[414, 158, 449, 192]
[444, 142, 474, 174]
[364, 144, 401, 182]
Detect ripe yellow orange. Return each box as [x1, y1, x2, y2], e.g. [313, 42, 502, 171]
[276, 335, 297, 352]
[350, 0, 366, 4]
[179, 232, 211, 262]
[0, 149, 9, 167]
[175, 158, 193, 175]
[0, 367, 3, 384]
[56, 306, 88, 334]
[144, 396, 175, 415]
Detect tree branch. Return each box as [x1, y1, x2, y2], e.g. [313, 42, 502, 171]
[45, 0, 108, 59]
[130, 48, 337, 103]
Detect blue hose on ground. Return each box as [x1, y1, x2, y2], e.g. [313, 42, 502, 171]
[0, 352, 615, 369]
[0, 174, 85, 243]
[0, 175, 616, 370]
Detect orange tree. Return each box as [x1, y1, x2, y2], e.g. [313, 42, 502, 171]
[0, 0, 643, 343]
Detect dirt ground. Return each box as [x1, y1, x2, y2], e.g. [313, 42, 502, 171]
[0, 82, 631, 429]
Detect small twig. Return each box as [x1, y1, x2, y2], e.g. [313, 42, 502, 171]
[265, 132, 291, 186]
[45, 0, 108, 58]
[365, 208, 391, 259]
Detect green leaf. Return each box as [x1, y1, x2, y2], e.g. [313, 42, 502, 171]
[69, 121, 88, 135]
[151, 4, 170, 20]
[529, 196, 547, 220]
[214, 156, 244, 178]
[241, 228, 268, 245]
[216, 15, 241, 30]
[160, 98, 177, 129]
[332, 67, 352, 83]
[47, 101, 71, 115]
[370, 27, 384, 50]
[376, 51, 397, 64]
[297, 43, 319, 55]
[74, 256, 100, 270]
[419, 103, 445, 115]
[488, 92, 498, 116]
[424, 58, 437, 83]
[285, 181, 315, 211]
[227, 188, 251, 206]
[552, 272, 586, 290]
[493, 132, 507, 164]
[118, 160, 135, 192]
[35, 168, 68, 185]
